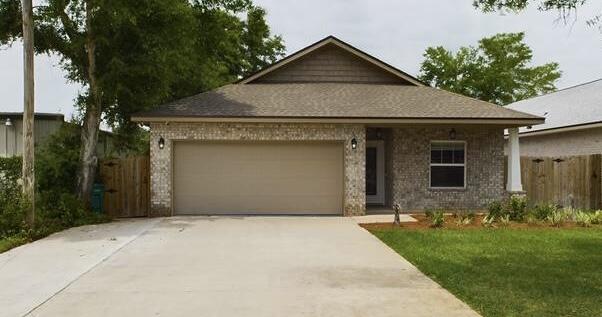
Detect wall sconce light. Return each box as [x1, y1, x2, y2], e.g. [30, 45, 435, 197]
[158, 136, 165, 149]
[4, 118, 12, 127]
[449, 128, 456, 140]
[351, 138, 357, 150]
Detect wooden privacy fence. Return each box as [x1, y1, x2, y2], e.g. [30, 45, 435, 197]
[508, 155, 602, 210]
[99, 156, 150, 217]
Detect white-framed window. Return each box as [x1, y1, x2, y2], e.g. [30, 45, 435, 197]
[430, 141, 466, 188]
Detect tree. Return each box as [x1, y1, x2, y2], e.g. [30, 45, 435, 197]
[473, 0, 601, 31]
[20, 0, 35, 226]
[418, 32, 561, 105]
[1, 0, 284, 205]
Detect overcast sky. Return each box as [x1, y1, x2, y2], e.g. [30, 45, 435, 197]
[1, 0, 601, 118]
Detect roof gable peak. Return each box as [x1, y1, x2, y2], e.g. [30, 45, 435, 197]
[239, 36, 424, 86]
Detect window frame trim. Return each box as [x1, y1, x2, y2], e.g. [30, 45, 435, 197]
[429, 140, 467, 189]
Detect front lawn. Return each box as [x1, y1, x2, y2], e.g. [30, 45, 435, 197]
[0, 235, 28, 253]
[369, 227, 602, 317]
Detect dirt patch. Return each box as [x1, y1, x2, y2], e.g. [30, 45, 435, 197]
[360, 214, 594, 230]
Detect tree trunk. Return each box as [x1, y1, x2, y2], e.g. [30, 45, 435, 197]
[77, 0, 101, 206]
[21, 0, 35, 226]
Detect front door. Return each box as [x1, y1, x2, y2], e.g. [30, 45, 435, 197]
[366, 140, 385, 205]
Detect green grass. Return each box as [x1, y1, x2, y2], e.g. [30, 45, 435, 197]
[0, 234, 29, 253]
[370, 227, 602, 317]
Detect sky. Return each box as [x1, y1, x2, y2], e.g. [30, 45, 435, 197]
[1, 0, 601, 119]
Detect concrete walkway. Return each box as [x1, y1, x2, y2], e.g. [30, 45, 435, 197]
[0, 218, 161, 317]
[2, 217, 479, 317]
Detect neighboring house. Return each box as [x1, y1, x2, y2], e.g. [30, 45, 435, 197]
[0, 112, 64, 157]
[505, 79, 602, 157]
[0, 111, 118, 158]
[133, 36, 543, 217]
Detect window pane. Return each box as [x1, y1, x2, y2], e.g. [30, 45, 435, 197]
[430, 149, 441, 164]
[431, 166, 464, 187]
[441, 149, 453, 163]
[432, 142, 464, 164]
[454, 149, 465, 164]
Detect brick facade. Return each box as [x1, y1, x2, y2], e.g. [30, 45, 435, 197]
[386, 127, 505, 211]
[149, 123, 505, 216]
[149, 122, 366, 216]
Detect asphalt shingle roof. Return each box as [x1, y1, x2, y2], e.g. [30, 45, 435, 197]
[134, 83, 542, 121]
[506, 79, 602, 133]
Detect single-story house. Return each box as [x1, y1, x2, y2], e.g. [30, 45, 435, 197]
[1, 112, 64, 157]
[0, 112, 119, 158]
[132, 36, 543, 217]
[505, 78, 602, 157]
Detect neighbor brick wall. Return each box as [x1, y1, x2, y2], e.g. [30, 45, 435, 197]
[504, 127, 602, 157]
[149, 122, 366, 216]
[388, 127, 505, 211]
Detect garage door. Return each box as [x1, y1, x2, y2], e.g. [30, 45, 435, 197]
[173, 141, 344, 215]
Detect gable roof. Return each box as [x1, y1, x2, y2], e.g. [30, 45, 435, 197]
[133, 36, 544, 126]
[238, 36, 425, 86]
[133, 83, 543, 125]
[506, 78, 602, 135]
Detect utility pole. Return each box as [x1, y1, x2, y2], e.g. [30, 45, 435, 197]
[21, 0, 35, 226]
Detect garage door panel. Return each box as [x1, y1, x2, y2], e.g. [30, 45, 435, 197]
[174, 142, 343, 215]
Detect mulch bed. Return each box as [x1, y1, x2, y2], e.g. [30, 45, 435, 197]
[360, 214, 590, 230]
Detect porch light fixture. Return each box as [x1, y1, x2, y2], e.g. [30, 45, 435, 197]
[449, 128, 456, 140]
[4, 118, 12, 127]
[351, 138, 357, 150]
[158, 137, 165, 149]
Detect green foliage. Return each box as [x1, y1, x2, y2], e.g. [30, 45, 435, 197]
[0, 126, 108, 249]
[592, 210, 602, 224]
[453, 210, 475, 226]
[430, 210, 445, 228]
[0, 0, 285, 149]
[574, 210, 593, 227]
[371, 227, 602, 316]
[35, 123, 82, 193]
[530, 204, 558, 220]
[481, 214, 496, 227]
[499, 214, 511, 227]
[505, 195, 528, 221]
[547, 208, 568, 227]
[487, 200, 504, 219]
[418, 32, 561, 105]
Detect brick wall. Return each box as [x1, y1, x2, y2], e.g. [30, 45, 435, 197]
[149, 122, 366, 216]
[387, 127, 505, 211]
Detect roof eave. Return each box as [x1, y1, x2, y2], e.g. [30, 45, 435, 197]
[131, 115, 544, 127]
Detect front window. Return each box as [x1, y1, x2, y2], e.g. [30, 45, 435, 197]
[430, 141, 465, 188]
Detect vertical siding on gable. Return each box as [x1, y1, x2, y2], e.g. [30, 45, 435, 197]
[253, 44, 410, 85]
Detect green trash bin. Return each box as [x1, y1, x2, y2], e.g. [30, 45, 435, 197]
[91, 183, 105, 213]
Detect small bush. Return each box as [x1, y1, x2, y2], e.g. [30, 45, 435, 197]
[499, 215, 511, 227]
[592, 211, 602, 225]
[454, 210, 475, 226]
[431, 210, 445, 228]
[574, 211, 593, 227]
[547, 209, 568, 227]
[481, 214, 496, 227]
[505, 195, 527, 221]
[487, 200, 504, 219]
[425, 208, 435, 219]
[531, 204, 557, 221]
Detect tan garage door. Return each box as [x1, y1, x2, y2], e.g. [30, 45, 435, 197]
[173, 141, 344, 215]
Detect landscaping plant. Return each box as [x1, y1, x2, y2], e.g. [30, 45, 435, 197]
[430, 210, 445, 228]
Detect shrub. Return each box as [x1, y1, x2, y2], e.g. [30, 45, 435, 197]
[505, 195, 527, 221]
[547, 209, 568, 227]
[481, 214, 496, 227]
[454, 210, 475, 226]
[487, 200, 504, 219]
[592, 211, 602, 225]
[425, 208, 435, 218]
[574, 211, 593, 227]
[431, 210, 445, 228]
[499, 215, 511, 227]
[531, 204, 557, 221]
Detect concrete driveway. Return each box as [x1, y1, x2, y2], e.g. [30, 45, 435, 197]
[2, 217, 479, 317]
